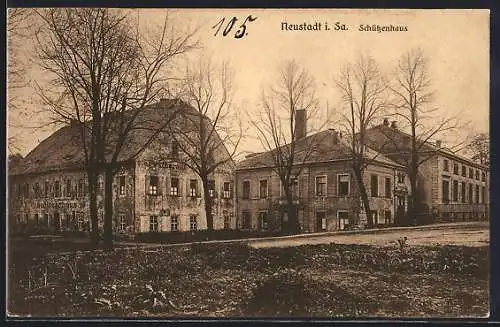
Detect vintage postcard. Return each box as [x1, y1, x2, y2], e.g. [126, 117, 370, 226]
[6, 8, 490, 319]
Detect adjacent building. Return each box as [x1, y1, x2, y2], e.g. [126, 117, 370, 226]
[365, 119, 489, 222]
[235, 121, 411, 233]
[8, 99, 236, 234]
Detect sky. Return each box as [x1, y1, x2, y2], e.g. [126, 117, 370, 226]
[8, 8, 490, 157]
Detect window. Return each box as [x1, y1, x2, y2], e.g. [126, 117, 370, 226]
[443, 159, 449, 172]
[170, 177, 179, 196]
[34, 213, 39, 225]
[338, 174, 349, 196]
[119, 213, 126, 232]
[189, 215, 197, 230]
[469, 168, 473, 178]
[468, 183, 473, 203]
[78, 179, 84, 198]
[385, 177, 391, 198]
[223, 182, 232, 199]
[171, 139, 179, 158]
[482, 186, 486, 204]
[453, 163, 458, 175]
[223, 212, 231, 229]
[34, 183, 40, 198]
[482, 172, 486, 182]
[397, 172, 405, 183]
[65, 179, 72, 197]
[208, 180, 215, 198]
[44, 181, 50, 197]
[315, 176, 326, 196]
[259, 180, 268, 199]
[149, 215, 158, 232]
[452, 180, 458, 202]
[242, 210, 251, 229]
[98, 175, 104, 191]
[338, 211, 349, 230]
[475, 185, 480, 203]
[119, 176, 126, 195]
[461, 181, 466, 203]
[148, 176, 159, 196]
[171, 215, 179, 231]
[317, 211, 327, 231]
[259, 211, 268, 230]
[290, 177, 299, 197]
[242, 181, 250, 199]
[442, 179, 450, 204]
[54, 181, 61, 198]
[370, 174, 379, 197]
[462, 165, 467, 177]
[189, 179, 198, 197]
[475, 170, 479, 180]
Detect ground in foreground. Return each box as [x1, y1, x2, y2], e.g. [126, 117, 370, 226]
[8, 240, 489, 318]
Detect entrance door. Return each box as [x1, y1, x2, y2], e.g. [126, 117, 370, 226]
[316, 211, 327, 232]
[53, 212, 61, 231]
[396, 196, 406, 225]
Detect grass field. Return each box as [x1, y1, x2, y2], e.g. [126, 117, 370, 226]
[7, 230, 489, 318]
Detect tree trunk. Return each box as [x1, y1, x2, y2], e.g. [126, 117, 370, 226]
[103, 166, 114, 249]
[408, 171, 418, 226]
[286, 193, 300, 235]
[354, 166, 372, 228]
[87, 170, 99, 245]
[202, 179, 214, 231]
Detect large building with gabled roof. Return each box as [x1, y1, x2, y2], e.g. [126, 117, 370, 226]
[235, 123, 411, 233]
[364, 118, 489, 222]
[8, 99, 236, 234]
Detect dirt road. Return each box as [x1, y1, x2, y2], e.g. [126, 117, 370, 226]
[248, 222, 489, 249]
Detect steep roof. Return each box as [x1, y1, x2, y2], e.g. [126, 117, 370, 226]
[365, 123, 489, 170]
[237, 129, 404, 171]
[9, 99, 229, 176]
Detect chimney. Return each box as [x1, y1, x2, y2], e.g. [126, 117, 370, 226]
[330, 128, 339, 144]
[295, 109, 307, 140]
[390, 121, 397, 129]
[436, 140, 442, 148]
[383, 118, 389, 126]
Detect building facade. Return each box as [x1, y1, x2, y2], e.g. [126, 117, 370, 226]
[235, 129, 410, 232]
[365, 119, 489, 222]
[8, 100, 236, 234]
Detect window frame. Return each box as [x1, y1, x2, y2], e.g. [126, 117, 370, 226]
[149, 215, 159, 232]
[170, 215, 179, 231]
[259, 179, 268, 199]
[337, 174, 350, 197]
[242, 180, 251, 200]
[170, 177, 179, 196]
[259, 210, 268, 230]
[189, 179, 199, 198]
[384, 177, 392, 198]
[370, 174, 379, 198]
[315, 175, 327, 197]
[119, 175, 126, 196]
[189, 214, 198, 231]
[148, 175, 159, 196]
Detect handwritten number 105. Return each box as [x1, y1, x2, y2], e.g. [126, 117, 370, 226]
[212, 15, 257, 39]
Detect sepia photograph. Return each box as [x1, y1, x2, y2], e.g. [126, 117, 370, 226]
[6, 8, 490, 319]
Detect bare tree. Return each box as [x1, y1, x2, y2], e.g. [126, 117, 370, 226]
[387, 48, 462, 225]
[465, 132, 489, 166]
[250, 60, 322, 234]
[36, 8, 197, 247]
[168, 58, 241, 231]
[335, 55, 387, 228]
[7, 8, 37, 154]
